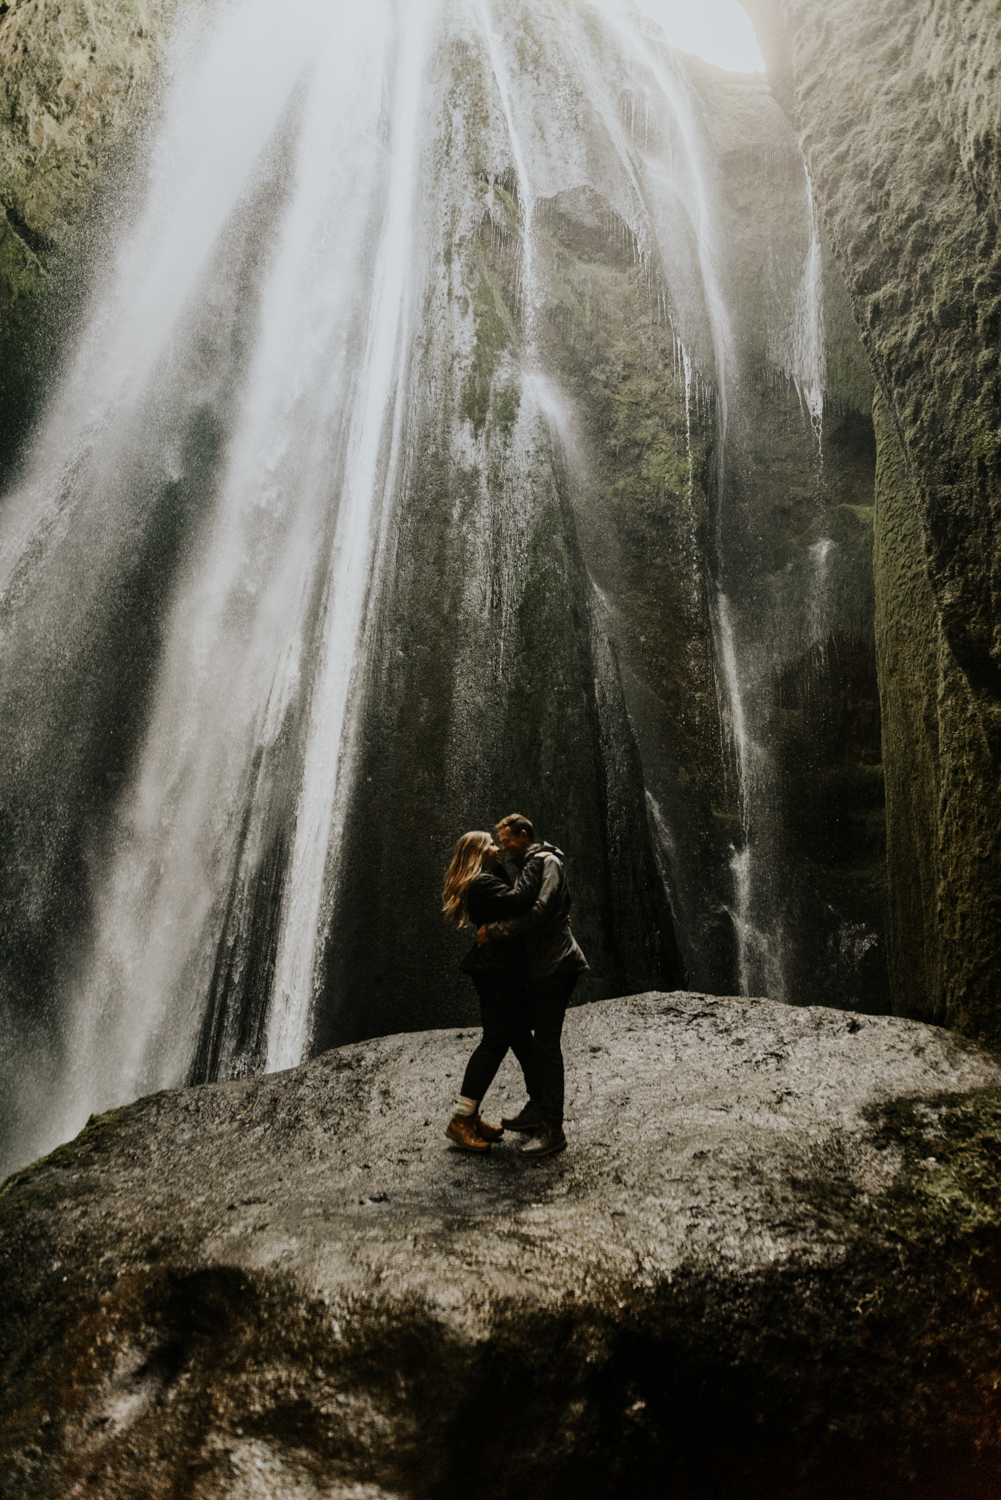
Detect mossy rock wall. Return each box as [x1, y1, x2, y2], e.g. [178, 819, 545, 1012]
[532, 181, 731, 985]
[0, 0, 189, 473]
[742, 0, 1001, 1043]
[681, 59, 885, 1005]
[316, 31, 686, 1045]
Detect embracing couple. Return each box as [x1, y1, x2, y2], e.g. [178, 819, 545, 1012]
[441, 813, 589, 1159]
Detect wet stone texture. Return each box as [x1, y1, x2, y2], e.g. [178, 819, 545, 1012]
[741, 0, 1001, 1045]
[3, 992, 1001, 1500]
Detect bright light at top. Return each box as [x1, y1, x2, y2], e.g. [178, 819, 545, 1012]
[639, 0, 765, 73]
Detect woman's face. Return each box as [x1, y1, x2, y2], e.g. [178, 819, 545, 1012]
[482, 841, 501, 868]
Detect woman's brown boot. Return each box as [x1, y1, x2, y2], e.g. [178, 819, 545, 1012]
[445, 1113, 490, 1151]
[474, 1114, 504, 1142]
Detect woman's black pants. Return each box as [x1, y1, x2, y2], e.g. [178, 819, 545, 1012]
[460, 975, 536, 1104]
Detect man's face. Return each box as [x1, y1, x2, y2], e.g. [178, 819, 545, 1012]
[497, 825, 532, 857]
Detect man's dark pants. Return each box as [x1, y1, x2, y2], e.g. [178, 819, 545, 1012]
[460, 975, 536, 1104]
[532, 974, 579, 1128]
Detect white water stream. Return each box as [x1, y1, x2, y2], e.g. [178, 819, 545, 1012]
[14, 0, 442, 1149]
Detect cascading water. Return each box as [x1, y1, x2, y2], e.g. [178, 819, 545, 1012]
[0, 0, 884, 1178]
[713, 156, 832, 1002]
[789, 167, 826, 449]
[62, 0, 438, 1137]
[1, 0, 444, 1166]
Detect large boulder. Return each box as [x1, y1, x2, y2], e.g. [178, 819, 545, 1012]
[3, 991, 1001, 1499]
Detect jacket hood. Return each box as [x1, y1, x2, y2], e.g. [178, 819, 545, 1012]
[530, 841, 564, 859]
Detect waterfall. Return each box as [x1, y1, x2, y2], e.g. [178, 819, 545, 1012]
[0, 0, 878, 1179]
[709, 156, 832, 1001]
[793, 168, 827, 448]
[264, 1, 437, 1073]
[2, 0, 444, 1161]
[477, 0, 539, 353]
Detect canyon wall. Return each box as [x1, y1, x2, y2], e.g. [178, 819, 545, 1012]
[0, 0, 887, 1172]
[325, 42, 885, 1048]
[741, 0, 1001, 1044]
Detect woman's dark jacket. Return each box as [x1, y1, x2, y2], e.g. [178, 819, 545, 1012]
[458, 864, 544, 979]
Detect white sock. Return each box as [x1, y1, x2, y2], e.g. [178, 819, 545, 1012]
[455, 1096, 478, 1117]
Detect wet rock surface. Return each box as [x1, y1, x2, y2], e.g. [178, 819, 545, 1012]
[3, 992, 1001, 1499]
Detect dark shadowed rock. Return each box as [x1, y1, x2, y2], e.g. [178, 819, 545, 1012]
[3, 992, 1001, 1499]
[740, 0, 1001, 1043]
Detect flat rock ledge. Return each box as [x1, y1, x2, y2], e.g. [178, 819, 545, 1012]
[3, 993, 1001, 1500]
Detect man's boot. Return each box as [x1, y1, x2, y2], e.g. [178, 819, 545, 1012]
[517, 1122, 567, 1158]
[501, 1102, 544, 1132]
[445, 1113, 490, 1152]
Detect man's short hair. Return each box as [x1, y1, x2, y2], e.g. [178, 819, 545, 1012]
[496, 812, 534, 841]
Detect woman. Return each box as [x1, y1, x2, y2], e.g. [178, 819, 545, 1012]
[441, 831, 540, 1151]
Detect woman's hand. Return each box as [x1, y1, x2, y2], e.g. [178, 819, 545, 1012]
[476, 925, 489, 946]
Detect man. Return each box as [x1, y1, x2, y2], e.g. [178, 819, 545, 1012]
[478, 813, 589, 1159]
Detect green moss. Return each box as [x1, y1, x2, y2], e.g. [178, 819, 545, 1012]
[0, 0, 183, 240]
[460, 248, 515, 435]
[969, 424, 1001, 469]
[0, 1097, 161, 1203]
[492, 379, 520, 435]
[803, 1085, 1001, 1313]
[0, 210, 53, 472]
[822, 240, 876, 415]
[540, 222, 709, 521]
[491, 183, 520, 234]
[873, 1089, 1001, 1243]
[0, 210, 44, 311]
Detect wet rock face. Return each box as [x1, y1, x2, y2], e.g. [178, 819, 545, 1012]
[4, 992, 1001, 1500]
[0, 0, 186, 473]
[527, 63, 884, 1006]
[532, 179, 732, 989]
[739, 0, 1001, 1041]
[697, 63, 885, 1009]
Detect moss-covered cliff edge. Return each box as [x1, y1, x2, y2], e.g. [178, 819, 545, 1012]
[0, 0, 187, 472]
[742, 0, 1001, 1044]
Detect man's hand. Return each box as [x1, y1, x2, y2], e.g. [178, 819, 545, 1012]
[476, 925, 489, 946]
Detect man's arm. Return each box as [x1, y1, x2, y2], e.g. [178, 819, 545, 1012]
[472, 859, 547, 922]
[481, 859, 561, 943]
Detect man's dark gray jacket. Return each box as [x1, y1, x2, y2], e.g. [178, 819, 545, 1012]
[483, 843, 589, 981]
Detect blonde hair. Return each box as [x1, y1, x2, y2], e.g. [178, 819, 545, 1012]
[442, 831, 493, 928]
